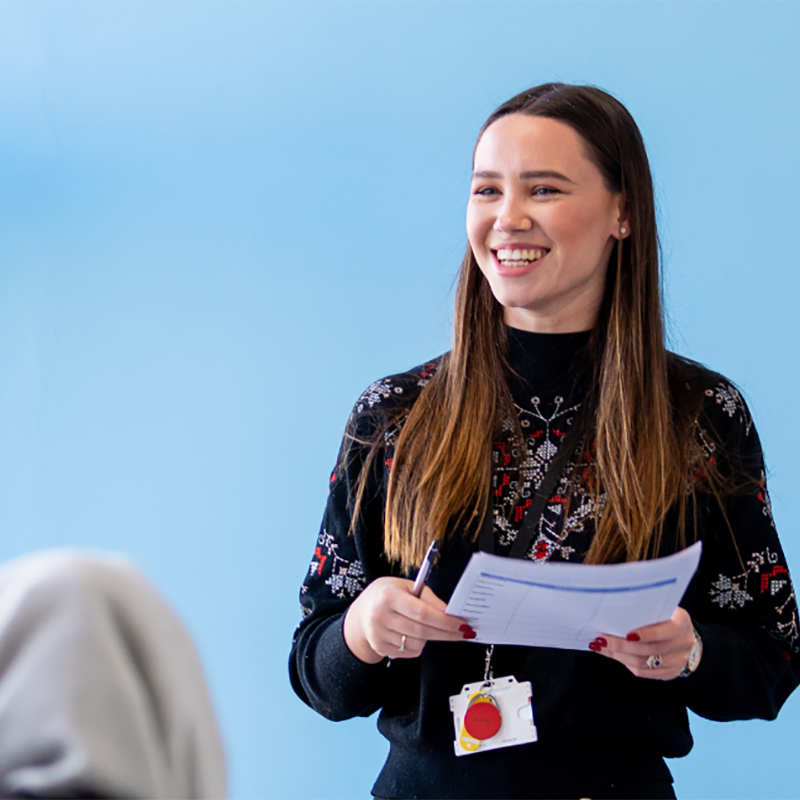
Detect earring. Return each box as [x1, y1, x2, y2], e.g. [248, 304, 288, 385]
[620, 226, 627, 235]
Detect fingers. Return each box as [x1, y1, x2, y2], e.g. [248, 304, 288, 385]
[588, 608, 695, 681]
[419, 585, 448, 612]
[393, 586, 466, 637]
[343, 577, 476, 664]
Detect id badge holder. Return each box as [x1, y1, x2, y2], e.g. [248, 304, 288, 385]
[448, 646, 537, 757]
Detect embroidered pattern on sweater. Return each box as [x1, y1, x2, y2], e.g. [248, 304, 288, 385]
[706, 382, 753, 435]
[757, 470, 776, 528]
[354, 363, 438, 415]
[301, 363, 440, 618]
[695, 383, 775, 529]
[709, 547, 799, 653]
[302, 366, 797, 661]
[697, 382, 753, 465]
[308, 528, 366, 602]
[355, 378, 405, 414]
[492, 396, 601, 563]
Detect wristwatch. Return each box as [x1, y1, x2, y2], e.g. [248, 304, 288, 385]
[679, 626, 703, 678]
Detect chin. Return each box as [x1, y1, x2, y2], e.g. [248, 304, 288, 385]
[491, 292, 543, 312]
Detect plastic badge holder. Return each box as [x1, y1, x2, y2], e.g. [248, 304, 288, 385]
[449, 676, 537, 756]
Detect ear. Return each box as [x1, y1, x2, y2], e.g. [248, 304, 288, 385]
[615, 193, 631, 240]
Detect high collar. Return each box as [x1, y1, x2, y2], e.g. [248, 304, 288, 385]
[505, 325, 592, 401]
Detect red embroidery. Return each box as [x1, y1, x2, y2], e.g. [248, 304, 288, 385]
[514, 498, 533, 522]
[313, 547, 327, 575]
[760, 565, 788, 594]
[495, 473, 510, 497]
[494, 442, 511, 467]
[550, 494, 569, 509]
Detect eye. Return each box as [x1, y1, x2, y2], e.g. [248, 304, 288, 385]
[472, 186, 500, 197]
[532, 186, 559, 197]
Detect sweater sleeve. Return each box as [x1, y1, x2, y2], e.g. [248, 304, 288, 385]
[677, 380, 800, 721]
[288, 367, 436, 721]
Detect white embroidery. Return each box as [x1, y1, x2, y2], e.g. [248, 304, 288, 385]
[355, 378, 402, 413]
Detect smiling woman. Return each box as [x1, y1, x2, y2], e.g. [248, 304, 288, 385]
[468, 115, 626, 333]
[289, 84, 800, 800]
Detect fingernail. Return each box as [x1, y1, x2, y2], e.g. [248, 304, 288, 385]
[594, 637, 607, 648]
[463, 631, 477, 640]
[588, 642, 601, 652]
[626, 632, 640, 642]
[458, 624, 472, 633]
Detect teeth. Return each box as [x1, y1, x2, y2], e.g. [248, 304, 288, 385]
[497, 248, 545, 262]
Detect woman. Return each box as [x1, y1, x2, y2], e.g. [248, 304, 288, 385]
[289, 84, 799, 799]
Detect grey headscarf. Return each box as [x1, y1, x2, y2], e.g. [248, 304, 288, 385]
[0, 550, 226, 798]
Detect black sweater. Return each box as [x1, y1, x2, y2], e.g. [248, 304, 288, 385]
[289, 329, 800, 799]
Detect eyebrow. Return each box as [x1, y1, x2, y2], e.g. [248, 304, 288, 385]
[471, 170, 576, 184]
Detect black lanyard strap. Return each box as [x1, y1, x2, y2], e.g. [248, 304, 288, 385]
[478, 420, 585, 558]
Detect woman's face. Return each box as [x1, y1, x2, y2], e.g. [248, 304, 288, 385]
[467, 113, 628, 333]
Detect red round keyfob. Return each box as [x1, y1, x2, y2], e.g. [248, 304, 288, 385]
[463, 697, 502, 740]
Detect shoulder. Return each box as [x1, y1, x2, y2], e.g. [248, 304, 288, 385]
[332, 355, 446, 492]
[668, 353, 761, 466]
[348, 356, 445, 423]
[669, 353, 750, 420]
[335, 355, 446, 458]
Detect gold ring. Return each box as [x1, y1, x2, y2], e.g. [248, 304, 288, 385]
[399, 635, 407, 653]
[646, 654, 663, 669]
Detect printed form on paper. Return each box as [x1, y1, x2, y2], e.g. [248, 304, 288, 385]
[446, 542, 702, 650]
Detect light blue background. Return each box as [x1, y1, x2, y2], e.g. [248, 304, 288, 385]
[1, 2, 798, 798]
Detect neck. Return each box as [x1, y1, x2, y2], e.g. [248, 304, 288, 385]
[505, 325, 592, 400]
[503, 301, 599, 334]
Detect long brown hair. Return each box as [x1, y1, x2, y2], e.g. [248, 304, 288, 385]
[360, 84, 708, 572]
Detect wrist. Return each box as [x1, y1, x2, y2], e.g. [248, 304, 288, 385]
[343, 606, 384, 665]
[679, 625, 703, 678]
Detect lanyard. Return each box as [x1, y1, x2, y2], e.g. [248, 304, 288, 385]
[477, 420, 584, 558]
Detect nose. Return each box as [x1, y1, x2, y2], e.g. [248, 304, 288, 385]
[494, 192, 532, 233]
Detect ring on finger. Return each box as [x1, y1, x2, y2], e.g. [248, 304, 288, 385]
[645, 654, 663, 669]
[398, 634, 407, 653]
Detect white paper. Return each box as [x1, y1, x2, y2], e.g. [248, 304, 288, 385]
[446, 542, 702, 650]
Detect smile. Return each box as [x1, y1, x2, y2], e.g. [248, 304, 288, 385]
[495, 247, 548, 267]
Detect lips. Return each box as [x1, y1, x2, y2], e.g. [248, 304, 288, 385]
[491, 245, 550, 276]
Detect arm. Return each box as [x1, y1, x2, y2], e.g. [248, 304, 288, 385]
[288, 412, 392, 721]
[288, 368, 466, 721]
[597, 381, 799, 719]
[681, 382, 799, 719]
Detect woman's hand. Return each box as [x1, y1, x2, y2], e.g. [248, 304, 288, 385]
[588, 606, 698, 681]
[343, 577, 474, 664]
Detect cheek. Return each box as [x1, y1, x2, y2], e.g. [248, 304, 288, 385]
[466, 206, 490, 251]
[550, 207, 613, 252]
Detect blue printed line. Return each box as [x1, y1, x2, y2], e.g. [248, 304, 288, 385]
[479, 573, 676, 593]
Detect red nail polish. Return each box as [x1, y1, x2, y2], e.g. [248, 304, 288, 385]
[458, 624, 472, 633]
[463, 631, 477, 640]
[595, 637, 607, 648]
[627, 632, 640, 642]
[588, 642, 601, 652]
